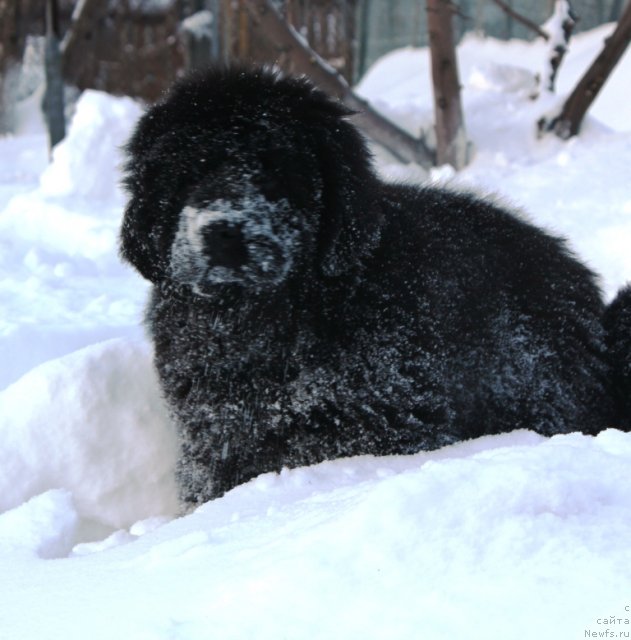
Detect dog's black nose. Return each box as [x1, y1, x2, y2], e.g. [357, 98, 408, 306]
[203, 222, 248, 269]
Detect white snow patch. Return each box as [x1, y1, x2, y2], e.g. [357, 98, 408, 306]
[0, 338, 179, 531]
[40, 90, 142, 200]
[182, 9, 214, 37]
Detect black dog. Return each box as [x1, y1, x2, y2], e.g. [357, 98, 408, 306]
[121, 67, 631, 506]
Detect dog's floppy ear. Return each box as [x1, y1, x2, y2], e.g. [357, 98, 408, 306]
[120, 187, 167, 283]
[312, 115, 383, 277]
[119, 110, 170, 283]
[120, 122, 191, 283]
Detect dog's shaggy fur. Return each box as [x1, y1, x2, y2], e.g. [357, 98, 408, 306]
[121, 67, 631, 506]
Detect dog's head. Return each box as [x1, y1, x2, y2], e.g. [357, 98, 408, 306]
[120, 67, 383, 293]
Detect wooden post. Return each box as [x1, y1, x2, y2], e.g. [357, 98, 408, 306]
[44, 0, 66, 152]
[181, 10, 215, 71]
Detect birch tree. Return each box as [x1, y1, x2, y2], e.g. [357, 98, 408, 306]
[540, 1, 631, 138]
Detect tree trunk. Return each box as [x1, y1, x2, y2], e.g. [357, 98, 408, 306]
[0, 0, 19, 133]
[243, 0, 435, 167]
[426, 0, 468, 169]
[44, 0, 65, 152]
[547, 2, 631, 138]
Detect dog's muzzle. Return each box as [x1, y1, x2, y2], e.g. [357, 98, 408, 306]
[169, 192, 301, 293]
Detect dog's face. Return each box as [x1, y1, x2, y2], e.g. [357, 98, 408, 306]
[169, 156, 313, 294]
[121, 68, 383, 292]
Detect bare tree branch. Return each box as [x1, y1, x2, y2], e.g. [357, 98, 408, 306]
[243, 0, 435, 167]
[491, 0, 550, 41]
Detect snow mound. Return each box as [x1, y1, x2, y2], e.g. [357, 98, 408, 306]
[40, 89, 142, 201]
[0, 90, 148, 390]
[1, 430, 631, 638]
[0, 338, 178, 531]
[0, 490, 79, 559]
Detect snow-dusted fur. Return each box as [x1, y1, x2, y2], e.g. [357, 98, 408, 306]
[121, 67, 630, 507]
[604, 285, 631, 430]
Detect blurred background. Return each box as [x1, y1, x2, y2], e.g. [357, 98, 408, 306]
[0, 0, 625, 129]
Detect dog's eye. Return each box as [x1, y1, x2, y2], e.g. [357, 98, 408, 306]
[255, 173, 283, 201]
[255, 148, 287, 199]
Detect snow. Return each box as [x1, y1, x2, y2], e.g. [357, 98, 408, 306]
[1, 25, 630, 639]
[0, 339, 178, 530]
[181, 10, 214, 38]
[0, 89, 147, 389]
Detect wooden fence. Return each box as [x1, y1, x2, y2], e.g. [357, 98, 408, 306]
[0, 0, 357, 106]
[0, 0, 624, 110]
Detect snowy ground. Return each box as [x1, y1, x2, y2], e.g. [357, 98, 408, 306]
[1, 25, 631, 639]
